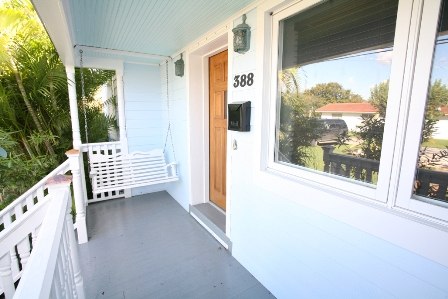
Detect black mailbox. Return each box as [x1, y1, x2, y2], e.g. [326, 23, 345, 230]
[228, 101, 251, 132]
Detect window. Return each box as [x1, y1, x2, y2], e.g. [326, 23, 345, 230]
[274, 0, 398, 186]
[263, 0, 448, 266]
[413, 1, 448, 205]
[268, 0, 448, 222]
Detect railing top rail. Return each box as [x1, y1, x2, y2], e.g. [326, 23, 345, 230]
[0, 160, 70, 220]
[329, 152, 381, 165]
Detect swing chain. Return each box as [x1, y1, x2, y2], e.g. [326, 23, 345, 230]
[79, 49, 89, 144]
[163, 60, 176, 161]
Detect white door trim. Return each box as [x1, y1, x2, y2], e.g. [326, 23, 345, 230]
[187, 29, 232, 238]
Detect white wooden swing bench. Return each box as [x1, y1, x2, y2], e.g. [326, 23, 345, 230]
[89, 149, 178, 194]
[78, 55, 180, 195]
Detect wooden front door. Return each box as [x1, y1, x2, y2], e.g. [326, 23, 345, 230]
[209, 50, 228, 211]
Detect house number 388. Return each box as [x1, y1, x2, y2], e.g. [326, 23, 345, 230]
[233, 73, 254, 88]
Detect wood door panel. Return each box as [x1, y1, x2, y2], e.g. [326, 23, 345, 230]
[209, 50, 228, 210]
[214, 91, 224, 119]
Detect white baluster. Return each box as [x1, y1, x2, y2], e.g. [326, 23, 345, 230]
[57, 251, 67, 299]
[65, 191, 86, 299]
[14, 204, 23, 222]
[25, 195, 34, 213]
[36, 186, 45, 203]
[2, 213, 19, 279]
[65, 150, 88, 244]
[9, 248, 19, 279]
[14, 205, 31, 270]
[16, 236, 31, 270]
[59, 235, 71, 298]
[31, 225, 41, 247]
[78, 152, 89, 207]
[52, 265, 63, 299]
[0, 253, 15, 299]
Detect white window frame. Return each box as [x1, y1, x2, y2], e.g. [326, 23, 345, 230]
[395, 0, 448, 224]
[263, 0, 448, 226]
[267, 0, 409, 204]
[254, 0, 448, 268]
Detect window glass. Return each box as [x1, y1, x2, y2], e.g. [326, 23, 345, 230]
[414, 0, 448, 204]
[275, 0, 398, 185]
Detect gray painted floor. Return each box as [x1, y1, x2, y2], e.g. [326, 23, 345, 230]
[78, 192, 275, 299]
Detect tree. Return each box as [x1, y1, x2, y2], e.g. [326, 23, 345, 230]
[369, 81, 388, 117]
[0, 0, 66, 156]
[305, 82, 364, 109]
[278, 68, 322, 165]
[0, 0, 117, 205]
[352, 79, 448, 160]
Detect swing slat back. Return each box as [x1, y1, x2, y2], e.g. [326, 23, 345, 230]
[89, 149, 178, 194]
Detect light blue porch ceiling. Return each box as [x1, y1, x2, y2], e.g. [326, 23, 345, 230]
[69, 0, 254, 58]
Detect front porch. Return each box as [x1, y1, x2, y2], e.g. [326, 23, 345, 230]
[79, 192, 273, 299]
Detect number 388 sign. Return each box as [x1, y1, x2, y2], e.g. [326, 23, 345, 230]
[233, 73, 254, 88]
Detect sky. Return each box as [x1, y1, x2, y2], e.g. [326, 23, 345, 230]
[294, 39, 448, 100]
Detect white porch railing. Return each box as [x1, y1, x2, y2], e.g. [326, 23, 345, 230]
[14, 176, 85, 299]
[0, 160, 70, 232]
[0, 160, 70, 295]
[0, 148, 90, 298]
[0, 174, 85, 299]
[81, 141, 126, 202]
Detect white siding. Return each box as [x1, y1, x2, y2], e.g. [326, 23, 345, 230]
[123, 63, 166, 195]
[161, 60, 191, 211]
[433, 117, 448, 139]
[181, 4, 448, 299]
[119, 2, 448, 298]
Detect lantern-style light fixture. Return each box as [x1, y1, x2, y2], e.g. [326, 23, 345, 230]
[175, 53, 184, 77]
[232, 14, 251, 54]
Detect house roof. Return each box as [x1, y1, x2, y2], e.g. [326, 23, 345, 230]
[316, 102, 378, 114]
[32, 0, 255, 67]
[440, 106, 448, 116]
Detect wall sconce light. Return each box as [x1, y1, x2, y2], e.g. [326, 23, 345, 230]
[232, 14, 251, 54]
[175, 53, 184, 77]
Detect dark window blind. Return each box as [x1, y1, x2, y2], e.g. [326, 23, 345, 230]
[281, 0, 399, 69]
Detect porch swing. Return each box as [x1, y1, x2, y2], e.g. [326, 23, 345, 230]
[80, 53, 179, 194]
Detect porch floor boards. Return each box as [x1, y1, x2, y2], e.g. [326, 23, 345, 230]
[78, 192, 274, 299]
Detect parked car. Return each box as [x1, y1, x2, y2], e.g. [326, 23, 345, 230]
[312, 119, 348, 145]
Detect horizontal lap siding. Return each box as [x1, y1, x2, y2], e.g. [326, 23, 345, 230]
[162, 61, 191, 210]
[226, 8, 448, 299]
[124, 63, 166, 195]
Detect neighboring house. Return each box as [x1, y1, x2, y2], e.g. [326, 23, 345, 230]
[4, 0, 448, 298]
[434, 106, 448, 139]
[315, 102, 378, 131]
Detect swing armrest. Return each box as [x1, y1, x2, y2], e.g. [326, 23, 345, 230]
[166, 162, 178, 177]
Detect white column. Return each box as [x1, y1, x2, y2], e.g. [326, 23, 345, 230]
[66, 66, 82, 150]
[116, 68, 132, 198]
[66, 66, 88, 204]
[116, 68, 128, 151]
[65, 150, 88, 244]
[46, 175, 85, 299]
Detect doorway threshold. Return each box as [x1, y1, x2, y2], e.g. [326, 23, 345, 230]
[190, 203, 231, 251]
